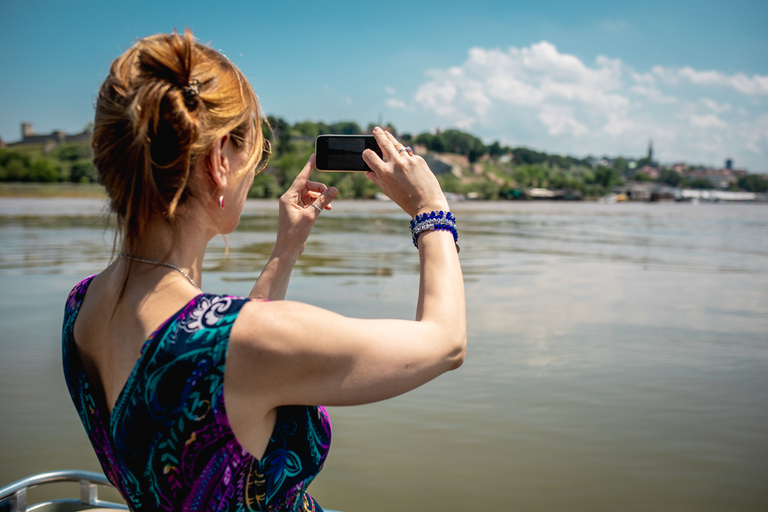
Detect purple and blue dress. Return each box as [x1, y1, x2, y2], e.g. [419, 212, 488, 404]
[62, 275, 332, 511]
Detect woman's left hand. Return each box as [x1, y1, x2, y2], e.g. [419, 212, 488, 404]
[250, 154, 336, 300]
[275, 153, 337, 258]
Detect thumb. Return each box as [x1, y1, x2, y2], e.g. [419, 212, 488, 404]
[362, 148, 385, 173]
[311, 186, 338, 214]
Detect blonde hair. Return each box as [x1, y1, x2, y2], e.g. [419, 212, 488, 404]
[93, 28, 264, 251]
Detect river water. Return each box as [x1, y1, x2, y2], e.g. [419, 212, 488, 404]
[1, 198, 767, 511]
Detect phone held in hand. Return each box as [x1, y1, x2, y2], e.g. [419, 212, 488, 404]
[315, 135, 382, 172]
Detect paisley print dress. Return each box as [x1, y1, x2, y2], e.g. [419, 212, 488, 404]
[62, 276, 332, 511]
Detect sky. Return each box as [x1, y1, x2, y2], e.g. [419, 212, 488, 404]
[1, 0, 767, 171]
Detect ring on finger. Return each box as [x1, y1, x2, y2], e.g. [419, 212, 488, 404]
[311, 203, 323, 212]
[398, 146, 414, 156]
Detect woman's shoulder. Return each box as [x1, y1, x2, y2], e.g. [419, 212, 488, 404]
[64, 274, 98, 311]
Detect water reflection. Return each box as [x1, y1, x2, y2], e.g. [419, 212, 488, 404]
[3, 200, 766, 278]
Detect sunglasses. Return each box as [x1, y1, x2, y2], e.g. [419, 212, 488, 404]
[255, 139, 272, 173]
[230, 135, 272, 173]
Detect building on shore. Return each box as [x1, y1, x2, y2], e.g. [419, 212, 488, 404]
[0, 123, 91, 150]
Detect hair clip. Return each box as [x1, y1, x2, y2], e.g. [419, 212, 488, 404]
[182, 79, 200, 110]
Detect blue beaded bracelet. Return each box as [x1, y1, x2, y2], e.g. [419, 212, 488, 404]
[410, 210, 459, 252]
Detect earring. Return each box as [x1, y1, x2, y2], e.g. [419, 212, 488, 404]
[218, 195, 225, 209]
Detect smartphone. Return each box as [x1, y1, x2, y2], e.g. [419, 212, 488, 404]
[315, 134, 382, 172]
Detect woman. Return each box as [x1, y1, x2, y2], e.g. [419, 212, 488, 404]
[62, 30, 465, 512]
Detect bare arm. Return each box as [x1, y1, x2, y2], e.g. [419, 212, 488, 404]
[230, 127, 466, 409]
[248, 248, 298, 301]
[249, 154, 337, 300]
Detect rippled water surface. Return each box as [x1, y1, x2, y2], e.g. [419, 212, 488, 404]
[1, 198, 767, 511]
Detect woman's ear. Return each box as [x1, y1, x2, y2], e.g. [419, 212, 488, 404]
[205, 134, 231, 191]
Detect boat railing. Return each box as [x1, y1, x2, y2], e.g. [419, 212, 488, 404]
[0, 470, 128, 512]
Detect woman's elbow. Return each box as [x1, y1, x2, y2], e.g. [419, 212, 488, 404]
[446, 331, 467, 370]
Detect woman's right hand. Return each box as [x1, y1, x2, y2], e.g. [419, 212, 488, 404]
[363, 127, 449, 218]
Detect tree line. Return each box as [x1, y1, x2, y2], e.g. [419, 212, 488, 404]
[0, 142, 97, 183]
[3, 118, 767, 198]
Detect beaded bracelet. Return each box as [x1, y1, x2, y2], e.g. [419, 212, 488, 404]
[410, 210, 459, 252]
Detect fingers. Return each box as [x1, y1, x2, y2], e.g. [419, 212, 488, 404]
[304, 180, 328, 194]
[302, 189, 335, 210]
[371, 126, 399, 162]
[288, 154, 316, 193]
[362, 148, 385, 173]
[384, 130, 403, 149]
[310, 186, 337, 215]
[363, 127, 404, 174]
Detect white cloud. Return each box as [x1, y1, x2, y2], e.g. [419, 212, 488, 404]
[744, 113, 768, 155]
[385, 98, 406, 109]
[539, 105, 588, 136]
[655, 66, 768, 95]
[415, 42, 629, 128]
[690, 114, 727, 129]
[408, 41, 768, 170]
[415, 75, 456, 116]
[384, 85, 396, 95]
[630, 84, 678, 104]
[700, 98, 732, 114]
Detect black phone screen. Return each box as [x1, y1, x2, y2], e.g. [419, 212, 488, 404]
[315, 135, 382, 171]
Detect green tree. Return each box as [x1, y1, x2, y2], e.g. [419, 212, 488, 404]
[328, 121, 362, 135]
[636, 156, 653, 168]
[437, 173, 462, 194]
[277, 129, 294, 157]
[294, 121, 322, 137]
[658, 168, 681, 187]
[686, 177, 713, 189]
[737, 174, 768, 192]
[546, 154, 572, 169]
[0, 149, 32, 181]
[248, 172, 280, 198]
[511, 147, 547, 165]
[473, 179, 501, 200]
[415, 133, 447, 153]
[591, 165, 623, 188]
[54, 143, 91, 162]
[440, 129, 486, 162]
[634, 173, 653, 182]
[613, 157, 628, 175]
[29, 158, 60, 182]
[70, 160, 98, 183]
[513, 164, 549, 188]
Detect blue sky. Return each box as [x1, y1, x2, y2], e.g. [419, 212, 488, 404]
[1, 0, 767, 171]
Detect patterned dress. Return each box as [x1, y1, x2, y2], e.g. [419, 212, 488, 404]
[62, 276, 332, 511]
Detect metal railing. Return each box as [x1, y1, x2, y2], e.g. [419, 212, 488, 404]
[0, 470, 128, 512]
[1, 470, 342, 512]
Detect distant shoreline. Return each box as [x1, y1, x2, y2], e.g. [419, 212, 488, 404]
[0, 182, 106, 198]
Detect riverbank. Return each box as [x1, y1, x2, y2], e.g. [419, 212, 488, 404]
[0, 182, 106, 198]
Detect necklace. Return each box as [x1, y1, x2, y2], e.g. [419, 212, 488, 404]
[117, 253, 201, 291]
